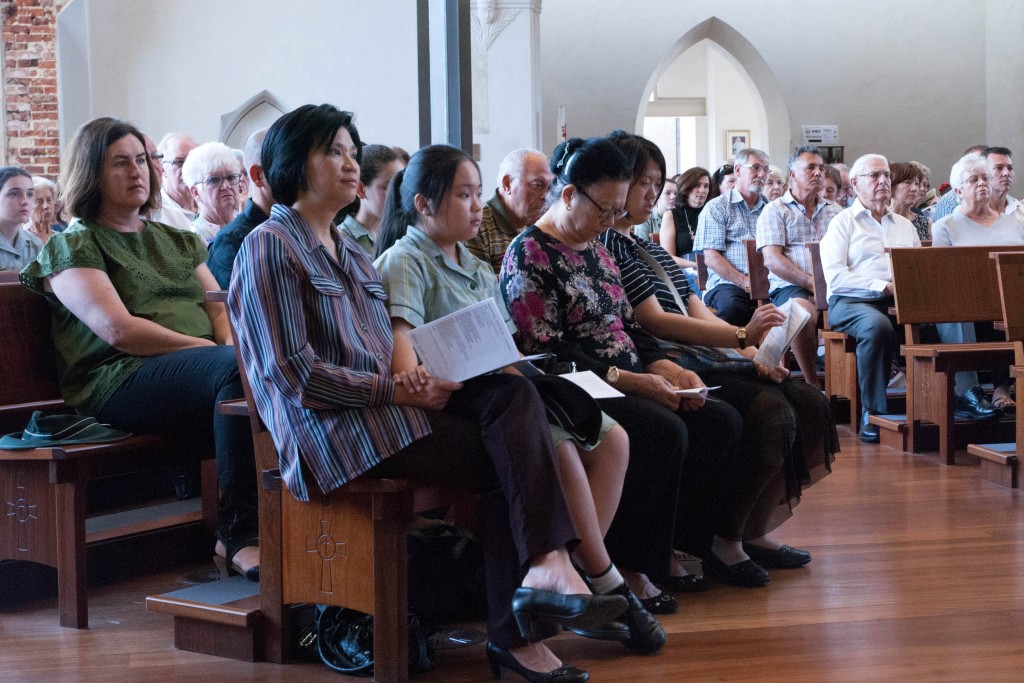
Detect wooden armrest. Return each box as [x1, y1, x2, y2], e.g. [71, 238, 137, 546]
[205, 290, 228, 304]
[901, 341, 1014, 358]
[218, 398, 251, 417]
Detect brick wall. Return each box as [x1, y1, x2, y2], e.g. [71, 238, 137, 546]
[2, 0, 64, 176]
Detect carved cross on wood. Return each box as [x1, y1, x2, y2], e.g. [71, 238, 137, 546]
[6, 485, 38, 552]
[306, 518, 347, 594]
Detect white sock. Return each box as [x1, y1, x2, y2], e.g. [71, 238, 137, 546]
[586, 563, 624, 594]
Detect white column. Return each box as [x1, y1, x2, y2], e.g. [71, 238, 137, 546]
[470, 0, 542, 191]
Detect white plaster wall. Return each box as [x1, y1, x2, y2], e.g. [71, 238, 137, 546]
[472, 8, 541, 192]
[540, 0, 1013, 191]
[58, 0, 420, 152]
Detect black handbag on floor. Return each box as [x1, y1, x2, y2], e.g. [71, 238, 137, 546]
[315, 605, 434, 676]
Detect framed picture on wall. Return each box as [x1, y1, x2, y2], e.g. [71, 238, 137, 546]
[726, 130, 751, 159]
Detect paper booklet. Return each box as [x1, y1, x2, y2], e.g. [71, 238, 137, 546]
[752, 299, 812, 368]
[674, 385, 720, 399]
[406, 298, 521, 382]
[558, 371, 626, 399]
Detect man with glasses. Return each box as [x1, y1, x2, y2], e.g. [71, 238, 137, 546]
[819, 154, 920, 443]
[694, 147, 772, 328]
[467, 148, 554, 273]
[756, 145, 841, 389]
[153, 132, 199, 231]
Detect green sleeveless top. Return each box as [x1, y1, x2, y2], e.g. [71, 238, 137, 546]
[20, 220, 211, 414]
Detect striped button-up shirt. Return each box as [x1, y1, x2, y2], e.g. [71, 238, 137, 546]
[756, 191, 841, 293]
[693, 188, 765, 293]
[228, 205, 431, 501]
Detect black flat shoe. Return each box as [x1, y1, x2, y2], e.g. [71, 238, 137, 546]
[742, 543, 811, 569]
[859, 410, 880, 443]
[702, 553, 769, 587]
[511, 587, 627, 641]
[658, 573, 710, 594]
[485, 642, 589, 682]
[640, 590, 678, 614]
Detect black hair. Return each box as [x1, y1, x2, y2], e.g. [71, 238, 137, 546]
[983, 146, 1013, 158]
[261, 103, 362, 207]
[548, 137, 631, 203]
[338, 144, 404, 220]
[0, 166, 32, 193]
[708, 163, 735, 201]
[605, 130, 667, 194]
[375, 144, 478, 259]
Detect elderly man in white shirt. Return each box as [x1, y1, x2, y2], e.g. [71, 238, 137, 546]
[819, 154, 920, 443]
[151, 132, 198, 231]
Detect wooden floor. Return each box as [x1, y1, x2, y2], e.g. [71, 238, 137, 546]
[2, 426, 1023, 682]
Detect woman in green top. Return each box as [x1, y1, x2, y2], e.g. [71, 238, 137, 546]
[20, 117, 259, 580]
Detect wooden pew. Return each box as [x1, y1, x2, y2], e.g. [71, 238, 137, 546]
[808, 242, 861, 423]
[0, 282, 218, 628]
[150, 292, 475, 682]
[967, 251, 1024, 487]
[889, 245, 1024, 465]
[695, 251, 709, 292]
[744, 239, 771, 306]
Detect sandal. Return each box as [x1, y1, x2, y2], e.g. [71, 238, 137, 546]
[992, 394, 1016, 412]
[214, 542, 260, 582]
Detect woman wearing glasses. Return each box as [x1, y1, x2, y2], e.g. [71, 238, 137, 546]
[181, 142, 243, 245]
[20, 117, 260, 580]
[500, 136, 746, 600]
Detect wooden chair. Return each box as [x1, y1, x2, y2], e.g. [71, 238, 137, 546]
[0, 271, 21, 283]
[0, 282, 218, 628]
[890, 245, 1024, 465]
[966, 251, 1024, 487]
[650, 232, 661, 245]
[808, 242, 861, 422]
[695, 251, 709, 293]
[744, 239, 771, 305]
[151, 291, 475, 682]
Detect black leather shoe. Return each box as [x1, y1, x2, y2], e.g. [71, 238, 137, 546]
[657, 573, 710, 594]
[570, 582, 666, 654]
[486, 642, 589, 682]
[568, 620, 631, 643]
[640, 591, 678, 614]
[955, 386, 1000, 421]
[511, 587, 628, 641]
[859, 410, 880, 443]
[702, 553, 770, 587]
[742, 543, 812, 569]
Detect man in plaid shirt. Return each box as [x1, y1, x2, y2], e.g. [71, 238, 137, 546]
[756, 145, 841, 388]
[694, 147, 770, 327]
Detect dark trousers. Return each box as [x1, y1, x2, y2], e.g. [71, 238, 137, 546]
[598, 396, 687, 578]
[705, 283, 757, 326]
[368, 374, 576, 649]
[828, 295, 897, 414]
[97, 346, 258, 547]
[599, 394, 741, 569]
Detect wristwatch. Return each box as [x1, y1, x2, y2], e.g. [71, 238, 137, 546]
[735, 327, 748, 349]
[605, 366, 620, 384]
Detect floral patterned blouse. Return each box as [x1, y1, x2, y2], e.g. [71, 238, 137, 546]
[499, 225, 666, 376]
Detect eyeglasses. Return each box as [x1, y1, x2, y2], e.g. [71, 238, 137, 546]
[197, 173, 243, 188]
[575, 187, 628, 222]
[163, 157, 187, 167]
[741, 163, 769, 174]
[857, 171, 892, 182]
[148, 153, 164, 162]
[963, 174, 993, 186]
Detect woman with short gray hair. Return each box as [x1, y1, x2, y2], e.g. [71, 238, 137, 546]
[933, 152, 1024, 413]
[181, 141, 242, 245]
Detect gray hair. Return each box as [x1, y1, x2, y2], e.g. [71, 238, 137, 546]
[949, 153, 988, 189]
[156, 132, 197, 157]
[849, 154, 888, 181]
[496, 148, 544, 187]
[786, 145, 823, 175]
[181, 141, 241, 187]
[733, 147, 769, 168]
[31, 175, 56, 195]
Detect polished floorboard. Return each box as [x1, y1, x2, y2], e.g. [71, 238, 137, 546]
[1, 426, 1022, 682]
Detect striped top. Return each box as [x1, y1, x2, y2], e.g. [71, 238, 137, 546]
[227, 204, 431, 501]
[600, 228, 693, 316]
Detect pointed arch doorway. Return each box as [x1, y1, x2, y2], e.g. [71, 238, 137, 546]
[638, 18, 791, 176]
